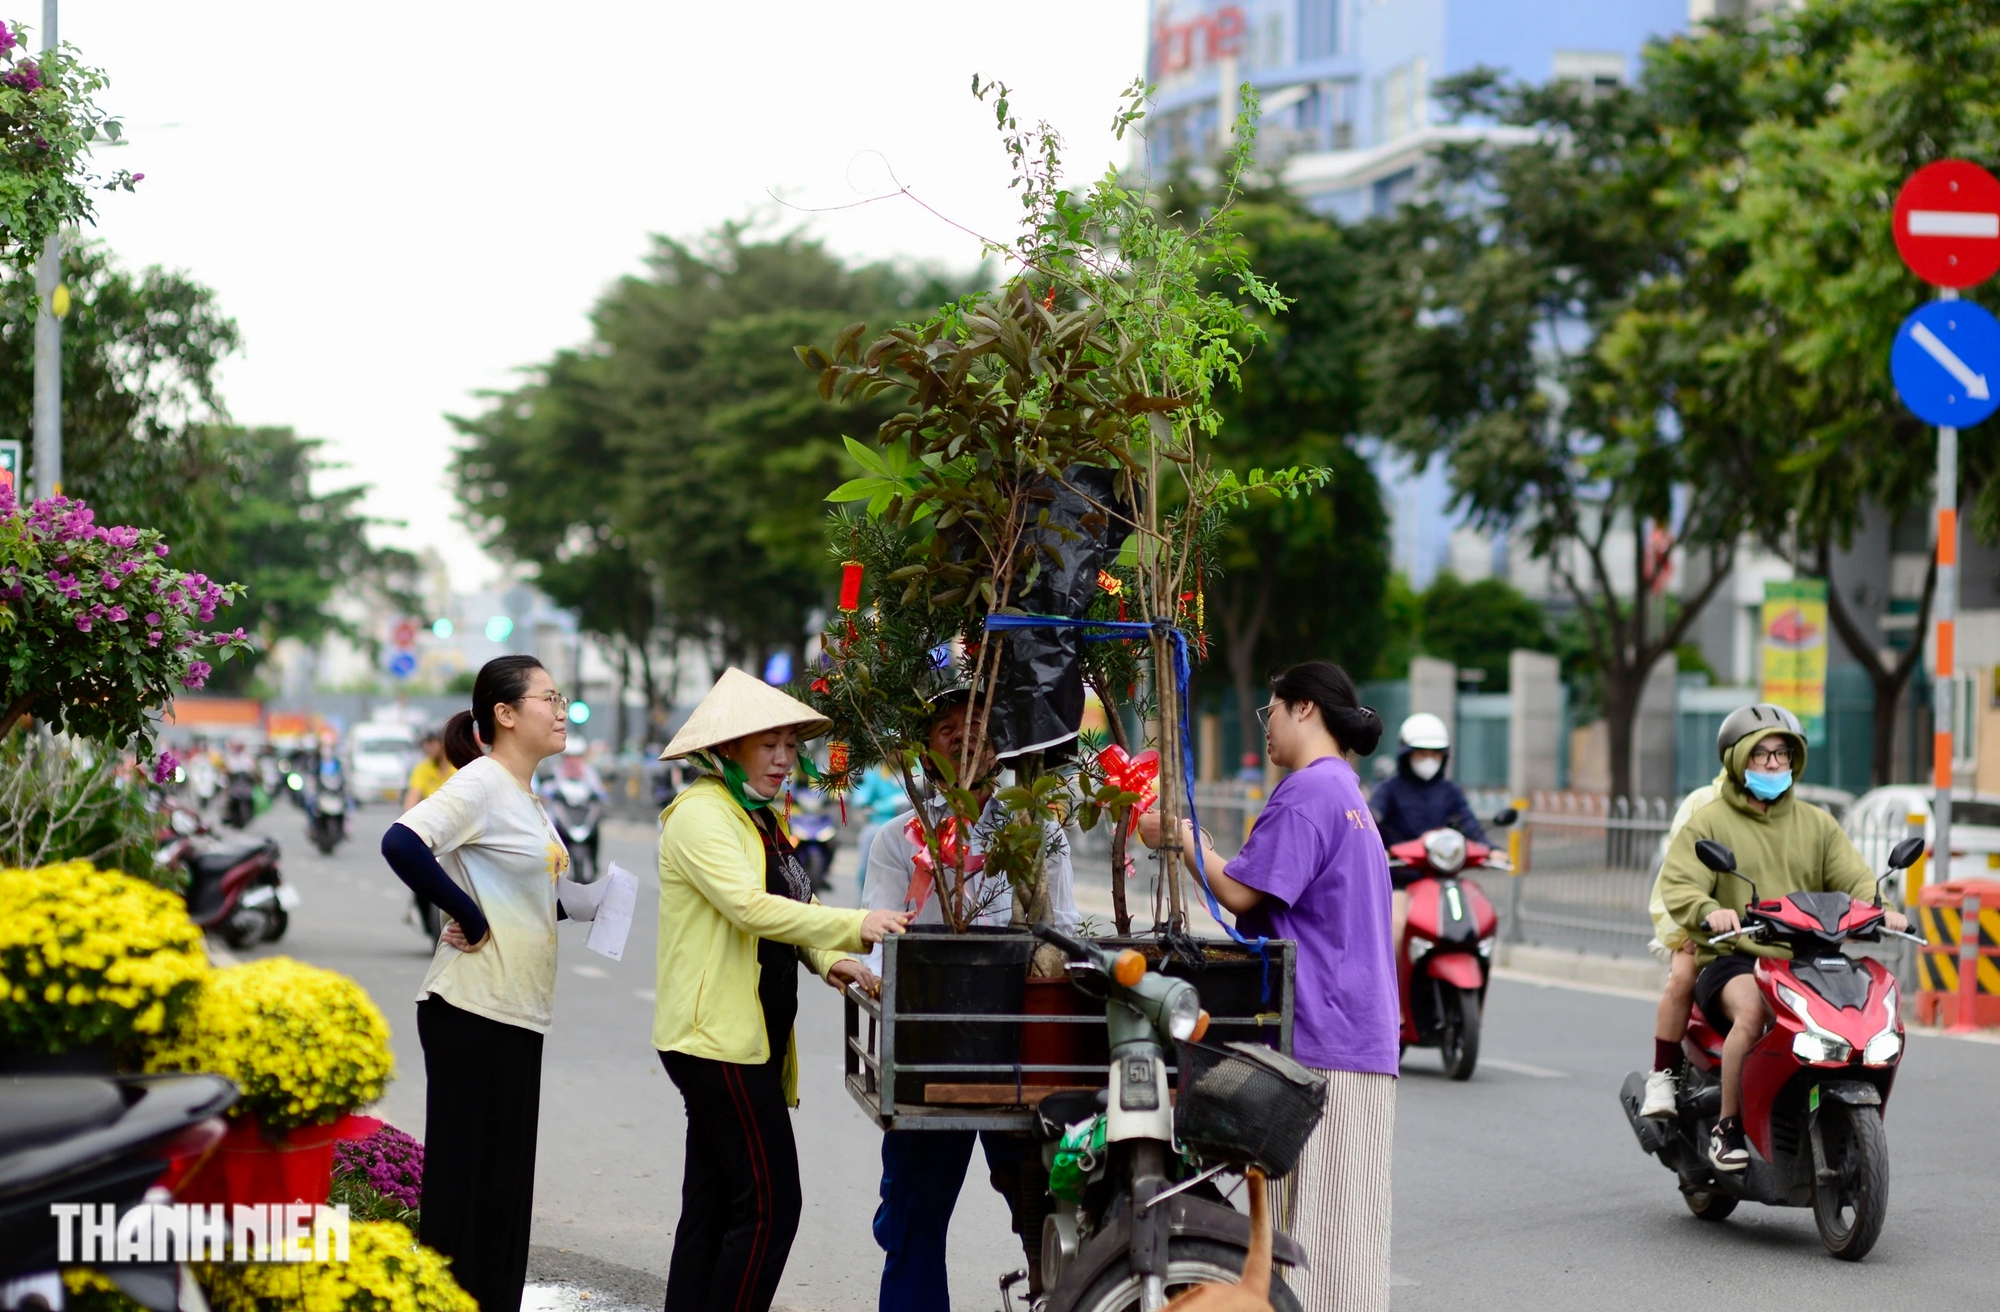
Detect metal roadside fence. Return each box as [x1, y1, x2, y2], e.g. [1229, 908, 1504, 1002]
[1501, 792, 1675, 952]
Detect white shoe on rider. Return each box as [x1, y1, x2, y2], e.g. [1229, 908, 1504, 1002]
[1640, 1068, 1677, 1120]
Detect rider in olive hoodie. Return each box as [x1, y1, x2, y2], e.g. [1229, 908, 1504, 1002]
[1657, 725, 1875, 966]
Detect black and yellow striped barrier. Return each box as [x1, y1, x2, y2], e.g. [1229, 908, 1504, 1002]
[1917, 882, 2000, 1028]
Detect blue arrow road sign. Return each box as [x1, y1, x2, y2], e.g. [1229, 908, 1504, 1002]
[388, 651, 418, 680]
[1892, 300, 2000, 427]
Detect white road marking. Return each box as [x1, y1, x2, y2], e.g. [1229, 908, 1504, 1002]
[633, 988, 656, 1001]
[1911, 321, 1991, 399]
[1909, 209, 2000, 237]
[1481, 1057, 1570, 1079]
[572, 965, 607, 978]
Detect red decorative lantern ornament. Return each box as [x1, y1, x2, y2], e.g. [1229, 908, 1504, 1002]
[838, 560, 865, 612]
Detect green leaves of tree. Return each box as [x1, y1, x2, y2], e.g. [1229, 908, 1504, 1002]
[824, 436, 939, 518]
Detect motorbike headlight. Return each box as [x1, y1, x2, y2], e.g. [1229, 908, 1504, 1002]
[287, 773, 304, 791]
[1862, 982, 1902, 1066]
[1165, 985, 1203, 1042]
[1777, 984, 1852, 1063]
[1862, 1030, 1902, 1066]
[1407, 933, 1434, 958]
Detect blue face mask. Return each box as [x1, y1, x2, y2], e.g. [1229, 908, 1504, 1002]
[1743, 769, 1792, 802]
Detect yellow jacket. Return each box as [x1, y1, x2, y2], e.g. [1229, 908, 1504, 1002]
[652, 777, 867, 1104]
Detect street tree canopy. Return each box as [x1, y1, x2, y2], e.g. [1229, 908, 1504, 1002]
[451, 224, 966, 733]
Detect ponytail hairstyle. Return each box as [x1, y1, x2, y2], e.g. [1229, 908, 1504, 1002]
[1268, 660, 1383, 758]
[442, 655, 547, 769]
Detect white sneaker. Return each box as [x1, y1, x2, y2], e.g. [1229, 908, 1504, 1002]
[1640, 1068, 1677, 1120]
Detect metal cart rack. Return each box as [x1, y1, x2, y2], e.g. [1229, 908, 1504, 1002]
[843, 935, 1296, 1131]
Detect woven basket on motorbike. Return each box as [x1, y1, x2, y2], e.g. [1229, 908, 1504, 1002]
[1174, 1040, 1327, 1178]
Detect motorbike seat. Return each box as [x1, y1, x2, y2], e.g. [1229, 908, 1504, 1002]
[1035, 1088, 1108, 1141]
[0, 1077, 126, 1155]
[189, 835, 277, 877]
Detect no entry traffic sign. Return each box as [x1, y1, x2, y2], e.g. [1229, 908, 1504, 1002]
[1891, 299, 2000, 427]
[1894, 159, 2000, 287]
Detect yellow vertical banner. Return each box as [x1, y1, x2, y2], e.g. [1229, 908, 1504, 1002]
[1761, 579, 1828, 741]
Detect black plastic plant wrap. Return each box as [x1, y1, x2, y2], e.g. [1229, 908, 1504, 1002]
[986, 466, 1133, 761]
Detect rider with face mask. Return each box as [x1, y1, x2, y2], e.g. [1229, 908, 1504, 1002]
[1369, 713, 1487, 849]
[1370, 713, 1488, 953]
[1657, 704, 1909, 1172]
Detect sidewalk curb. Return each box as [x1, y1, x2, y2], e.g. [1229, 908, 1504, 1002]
[1495, 943, 1666, 995]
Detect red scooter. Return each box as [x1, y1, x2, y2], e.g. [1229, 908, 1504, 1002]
[155, 797, 295, 949]
[1388, 809, 1512, 1080]
[1618, 836, 1927, 1260]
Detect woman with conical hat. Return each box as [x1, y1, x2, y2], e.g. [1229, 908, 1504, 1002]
[653, 667, 912, 1312]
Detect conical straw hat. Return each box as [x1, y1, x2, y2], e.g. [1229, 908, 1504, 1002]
[659, 667, 832, 760]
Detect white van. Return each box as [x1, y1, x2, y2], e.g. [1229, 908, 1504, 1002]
[350, 722, 419, 803]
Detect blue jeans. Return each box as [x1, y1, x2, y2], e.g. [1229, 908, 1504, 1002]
[874, 1130, 1037, 1312]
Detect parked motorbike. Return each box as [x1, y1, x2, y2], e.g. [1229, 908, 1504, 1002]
[788, 788, 838, 894]
[155, 800, 295, 949]
[1617, 835, 1927, 1260]
[0, 1070, 236, 1311]
[547, 777, 604, 884]
[1027, 924, 1320, 1312]
[1387, 807, 1513, 1080]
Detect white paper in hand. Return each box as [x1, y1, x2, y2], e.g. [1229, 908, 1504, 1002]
[585, 862, 639, 961]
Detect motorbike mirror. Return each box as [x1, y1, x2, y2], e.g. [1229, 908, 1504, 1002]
[1887, 836, 1926, 871]
[1694, 839, 1736, 874]
[171, 809, 198, 836]
[1491, 807, 1519, 828]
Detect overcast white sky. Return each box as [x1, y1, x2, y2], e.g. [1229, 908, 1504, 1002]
[67, 1, 1147, 589]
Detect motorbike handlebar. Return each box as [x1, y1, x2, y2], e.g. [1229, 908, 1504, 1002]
[1882, 928, 1928, 946]
[1708, 926, 1759, 945]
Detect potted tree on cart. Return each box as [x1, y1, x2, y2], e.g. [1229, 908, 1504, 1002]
[799, 78, 1327, 1107]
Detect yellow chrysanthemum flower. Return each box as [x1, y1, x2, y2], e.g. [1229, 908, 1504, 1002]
[146, 956, 393, 1131]
[0, 862, 207, 1055]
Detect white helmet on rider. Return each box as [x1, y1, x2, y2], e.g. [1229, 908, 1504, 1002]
[1399, 713, 1450, 751]
[1399, 712, 1451, 782]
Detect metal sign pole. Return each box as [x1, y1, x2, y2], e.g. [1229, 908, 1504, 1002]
[1936, 289, 1959, 893]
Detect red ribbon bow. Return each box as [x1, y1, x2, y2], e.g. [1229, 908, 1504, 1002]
[1097, 744, 1160, 833]
[903, 815, 984, 918]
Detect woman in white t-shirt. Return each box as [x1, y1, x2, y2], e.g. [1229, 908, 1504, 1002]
[380, 654, 581, 1312]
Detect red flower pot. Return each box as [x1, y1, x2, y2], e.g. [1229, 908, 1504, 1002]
[177, 1113, 380, 1207]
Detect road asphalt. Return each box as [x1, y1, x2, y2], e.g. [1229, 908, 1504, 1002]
[228, 799, 2000, 1311]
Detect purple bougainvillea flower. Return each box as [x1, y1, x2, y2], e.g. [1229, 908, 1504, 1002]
[181, 661, 212, 690]
[101, 571, 120, 590]
[154, 543, 169, 557]
[106, 605, 127, 622]
[144, 612, 162, 626]
[151, 752, 179, 785]
[74, 616, 92, 633]
[146, 630, 162, 647]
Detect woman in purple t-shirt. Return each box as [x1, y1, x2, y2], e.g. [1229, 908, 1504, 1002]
[1140, 660, 1396, 1312]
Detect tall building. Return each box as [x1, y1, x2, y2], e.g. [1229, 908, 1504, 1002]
[1144, 0, 1689, 219]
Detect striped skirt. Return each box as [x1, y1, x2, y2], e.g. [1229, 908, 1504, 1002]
[1278, 1068, 1396, 1312]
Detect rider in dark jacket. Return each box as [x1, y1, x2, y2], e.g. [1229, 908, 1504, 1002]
[1369, 712, 1487, 851]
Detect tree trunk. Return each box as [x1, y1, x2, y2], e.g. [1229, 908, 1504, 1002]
[1602, 665, 1639, 801]
[1215, 570, 1273, 774]
[1815, 537, 1937, 787]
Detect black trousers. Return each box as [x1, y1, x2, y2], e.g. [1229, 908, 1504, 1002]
[418, 996, 544, 1312]
[661, 1049, 803, 1312]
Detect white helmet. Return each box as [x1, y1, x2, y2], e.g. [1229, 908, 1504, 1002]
[1399, 712, 1450, 752]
